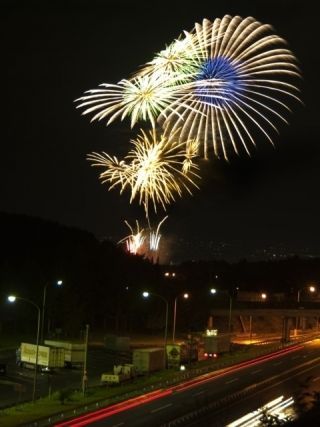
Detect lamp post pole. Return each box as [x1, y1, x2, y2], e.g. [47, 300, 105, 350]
[143, 292, 168, 368]
[82, 324, 89, 396]
[41, 283, 48, 344]
[172, 297, 178, 344]
[8, 296, 40, 403]
[172, 293, 189, 344]
[41, 280, 63, 343]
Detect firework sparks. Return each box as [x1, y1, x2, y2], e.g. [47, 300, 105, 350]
[87, 129, 200, 218]
[119, 220, 145, 255]
[149, 216, 168, 252]
[75, 72, 184, 129]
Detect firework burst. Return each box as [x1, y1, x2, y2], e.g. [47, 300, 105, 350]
[77, 15, 301, 161]
[87, 129, 200, 218]
[158, 16, 301, 159]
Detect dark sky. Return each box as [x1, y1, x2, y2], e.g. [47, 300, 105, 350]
[2, 0, 319, 262]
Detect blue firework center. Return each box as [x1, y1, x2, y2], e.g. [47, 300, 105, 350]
[195, 56, 242, 106]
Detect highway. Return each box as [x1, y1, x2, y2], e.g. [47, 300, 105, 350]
[57, 340, 320, 426]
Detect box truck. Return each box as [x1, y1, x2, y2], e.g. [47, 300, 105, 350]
[20, 343, 65, 371]
[44, 340, 85, 367]
[132, 348, 164, 374]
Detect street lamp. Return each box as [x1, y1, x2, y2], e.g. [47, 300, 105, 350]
[209, 287, 237, 334]
[8, 295, 41, 403]
[261, 293, 267, 300]
[142, 291, 168, 368]
[172, 293, 189, 344]
[295, 285, 316, 334]
[297, 285, 316, 303]
[41, 279, 63, 343]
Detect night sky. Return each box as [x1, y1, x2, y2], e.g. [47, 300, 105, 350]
[2, 0, 319, 262]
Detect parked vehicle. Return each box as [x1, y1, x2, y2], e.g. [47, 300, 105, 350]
[44, 340, 85, 368]
[202, 333, 231, 359]
[19, 343, 65, 371]
[132, 348, 164, 374]
[101, 364, 136, 384]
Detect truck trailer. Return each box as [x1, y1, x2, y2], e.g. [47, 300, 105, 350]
[202, 333, 231, 359]
[132, 348, 164, 374]
[20, 343, 65, 371]
[44, 340, 85, 367]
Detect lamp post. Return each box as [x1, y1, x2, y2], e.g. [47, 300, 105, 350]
[8, 295, 41, 403]
[209, 287, 237, 334]
[41, 280, 63, 343]
[295, 285, 316, 334]
[172, 293, 189, 344]
[297, 285, 315, 303]
[82, 324, 89, 396]
[143, 291, 168, 368]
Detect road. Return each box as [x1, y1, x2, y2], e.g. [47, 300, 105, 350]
[59, 340, 320, 426]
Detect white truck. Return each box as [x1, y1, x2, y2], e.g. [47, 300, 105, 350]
[44, 340, 85, 368]
[19, 343, 65, 371]
[202, 332, 231, 359]
[101, 364, 136, 384]
[132, 348, 165, 374]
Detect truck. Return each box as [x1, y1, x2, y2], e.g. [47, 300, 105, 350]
[202, 332, 231, 359]
[19, 343, 65, 371]
[132, 348, 164, 374]
[101, 364, 136, 384]
[44, 340, 85, 368]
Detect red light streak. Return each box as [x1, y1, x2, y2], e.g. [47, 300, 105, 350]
[55, 389, 172, 426]
[55, 344, 302, 426]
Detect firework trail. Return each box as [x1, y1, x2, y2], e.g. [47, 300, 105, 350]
[119, 220, 145, 255]
[149, 215, 168, 252]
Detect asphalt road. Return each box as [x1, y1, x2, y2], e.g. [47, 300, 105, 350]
[82, 340, 320, 426]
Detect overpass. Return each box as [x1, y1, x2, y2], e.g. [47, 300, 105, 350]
[210, 307, 320, 342]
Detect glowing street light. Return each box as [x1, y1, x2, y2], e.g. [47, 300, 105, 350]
[41, 280, 63, 343]
[142, 291, 168, 368]
[261, 293, 267, 300]
[295, 285, 316, 334]
[210, 287, 238, 334]
[8, 295, 41, 403]
[172, 292, 189, 344]
[297, 285, 316, 303]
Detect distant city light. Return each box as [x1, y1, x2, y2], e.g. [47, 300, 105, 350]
[8, 295, 16, 303]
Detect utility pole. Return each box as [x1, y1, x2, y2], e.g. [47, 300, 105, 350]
[82, 324, 89, 397]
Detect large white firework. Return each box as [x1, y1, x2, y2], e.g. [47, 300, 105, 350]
[159, 16, 301, 159]
[76, 15, 301, 161]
